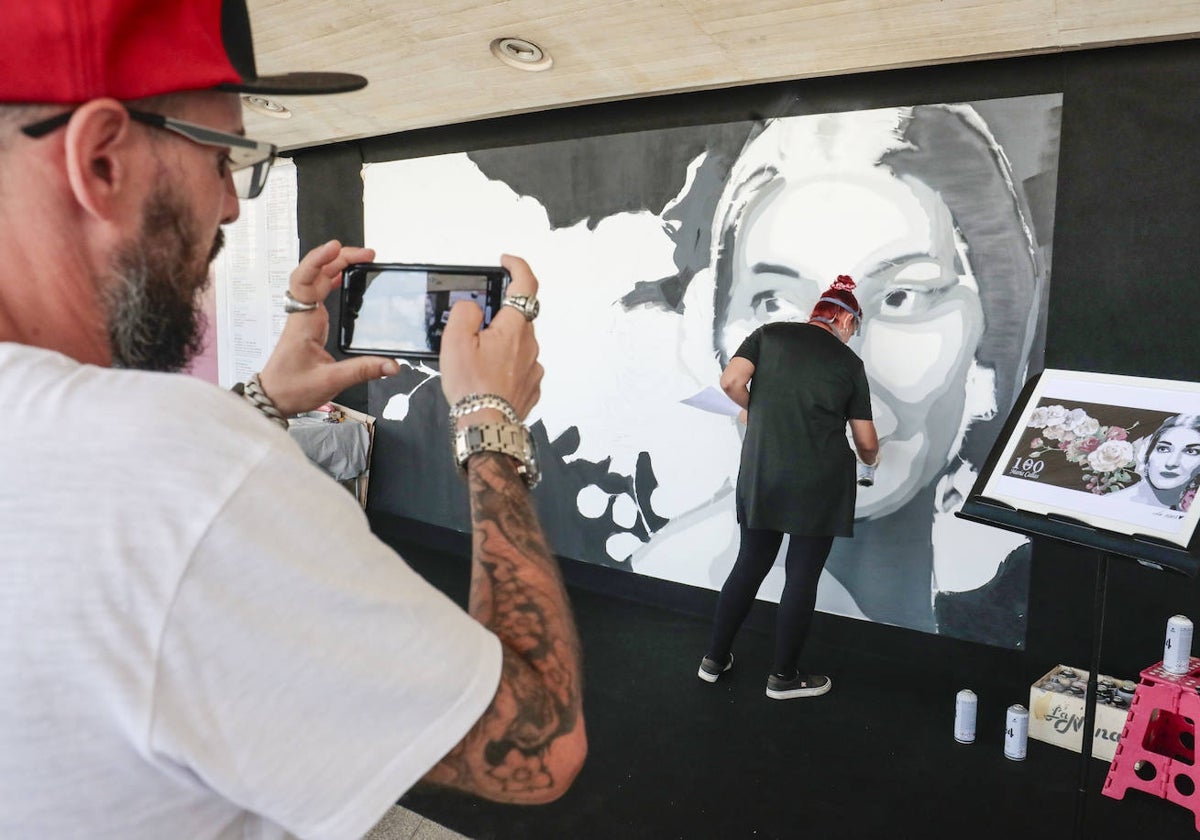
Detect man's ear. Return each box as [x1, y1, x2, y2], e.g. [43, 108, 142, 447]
[61, 99, 139, 223]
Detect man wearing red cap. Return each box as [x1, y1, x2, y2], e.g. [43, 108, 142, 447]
[0, 2, 585, 838]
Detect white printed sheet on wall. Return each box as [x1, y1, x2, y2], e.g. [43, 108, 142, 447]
[210, 159, 298, 388]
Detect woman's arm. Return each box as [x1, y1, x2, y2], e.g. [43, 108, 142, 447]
[850, 418, 879, 465]
[720, 357, 756, 410]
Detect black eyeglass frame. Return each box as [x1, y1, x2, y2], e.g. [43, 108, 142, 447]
[20, 107, 277, 199]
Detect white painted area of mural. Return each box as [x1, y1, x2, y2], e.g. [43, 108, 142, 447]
[364, 154, 744, 524]
[212, 160, 298, 388]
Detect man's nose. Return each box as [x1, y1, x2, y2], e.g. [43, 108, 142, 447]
[221, 179, 240, 225]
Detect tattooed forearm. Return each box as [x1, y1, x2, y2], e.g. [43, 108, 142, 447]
[425, 451, 587, 803]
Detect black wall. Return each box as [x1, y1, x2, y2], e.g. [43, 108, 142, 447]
[291, 40, 1200, 687]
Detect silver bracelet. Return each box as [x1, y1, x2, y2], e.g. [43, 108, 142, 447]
[448, 392, 520, 426]
[234, 372, 289, 431]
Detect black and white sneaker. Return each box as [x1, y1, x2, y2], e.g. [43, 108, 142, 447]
[765, 673, 831, 699]
[698, 653, 733, 683]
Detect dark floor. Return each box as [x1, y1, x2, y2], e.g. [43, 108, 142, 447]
[369, 515, 1200, 840]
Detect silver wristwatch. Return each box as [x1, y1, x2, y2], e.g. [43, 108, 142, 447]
[452, 422, 541, 489]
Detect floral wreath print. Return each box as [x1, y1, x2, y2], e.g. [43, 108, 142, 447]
[1024, 404, 1142, 496]
[1177, 474, 1199, 514]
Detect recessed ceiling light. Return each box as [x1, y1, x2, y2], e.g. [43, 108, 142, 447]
[490, 37, 553, 72]
[241, 95, 292, 119]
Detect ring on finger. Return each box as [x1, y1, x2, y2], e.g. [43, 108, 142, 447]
[502, 294, 540, 322]
[284, 290, 320, 314]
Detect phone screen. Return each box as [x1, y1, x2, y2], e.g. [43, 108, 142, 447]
[339, 263, 509, 358]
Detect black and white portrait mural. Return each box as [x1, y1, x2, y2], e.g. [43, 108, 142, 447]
[364, 94, 1062, 648]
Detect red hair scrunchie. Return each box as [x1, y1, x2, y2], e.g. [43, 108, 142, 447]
[830, 274, 856, 291]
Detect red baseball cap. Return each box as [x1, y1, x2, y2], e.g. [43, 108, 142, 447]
[1, 0, 367, 103]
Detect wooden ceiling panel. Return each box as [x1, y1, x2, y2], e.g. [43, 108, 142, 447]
[1055, 0, 1200, 44]
[241, 0, 1198, 151]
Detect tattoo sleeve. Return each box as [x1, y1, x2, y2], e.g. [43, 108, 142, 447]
[424, 451, 587, 803]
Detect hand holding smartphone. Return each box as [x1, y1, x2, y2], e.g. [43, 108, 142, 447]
[338, 263, 510, 359]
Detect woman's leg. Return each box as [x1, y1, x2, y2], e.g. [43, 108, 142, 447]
[772, 534, 835, 675]
[706, 524, 784, 662]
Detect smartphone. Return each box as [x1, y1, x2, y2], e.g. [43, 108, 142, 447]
[338, 263, 510, 359]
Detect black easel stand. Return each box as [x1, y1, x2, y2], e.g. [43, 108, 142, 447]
[957, 496, 1200, 840]
[1071, 549, 1110, 838]
[955, 370, 1200, 837]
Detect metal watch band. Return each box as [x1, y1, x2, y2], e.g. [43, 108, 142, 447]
[452, 422, 541, 489]
[448, 393, 521, 425]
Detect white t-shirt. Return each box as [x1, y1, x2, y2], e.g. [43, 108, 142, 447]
[0, 344, 502, 840]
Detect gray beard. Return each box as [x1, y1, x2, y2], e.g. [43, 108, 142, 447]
[104, 189, 223, 372]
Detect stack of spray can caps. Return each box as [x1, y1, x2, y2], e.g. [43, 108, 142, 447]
[1029, 666, 1134, 712]
[954, 689, 1028, 760]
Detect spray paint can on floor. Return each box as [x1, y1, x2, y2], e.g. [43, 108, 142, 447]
[1164, 615, 1194, 675]
[1004, 704, 1028, 761]
[954, 689, 977, 744]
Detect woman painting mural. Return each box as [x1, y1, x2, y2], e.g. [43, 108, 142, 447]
[698, 276, 878, 699]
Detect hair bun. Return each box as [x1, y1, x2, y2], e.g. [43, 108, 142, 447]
[831, 274, 856, 291]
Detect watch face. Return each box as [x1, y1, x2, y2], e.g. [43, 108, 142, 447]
[453, 423, 541, 488]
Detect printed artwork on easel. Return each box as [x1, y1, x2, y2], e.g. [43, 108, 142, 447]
[982, 370, 1200, 546]
[1004, 401, 1178, 499]
[364, 93, 1063, 648]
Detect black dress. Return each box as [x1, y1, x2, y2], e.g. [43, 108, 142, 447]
[733, 322, 873, 537]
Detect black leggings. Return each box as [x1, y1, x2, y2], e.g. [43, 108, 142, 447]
[706, 523, 835, 676]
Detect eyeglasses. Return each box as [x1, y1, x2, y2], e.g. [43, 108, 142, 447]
[21, 108, 277, 199]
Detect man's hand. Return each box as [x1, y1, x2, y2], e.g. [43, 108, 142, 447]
[438, 254, 543, 422]
[259, 240, 401, 416]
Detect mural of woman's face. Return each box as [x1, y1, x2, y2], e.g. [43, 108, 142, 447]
[1147, 427, 1200, 492]
[721, 167, 985, 519]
